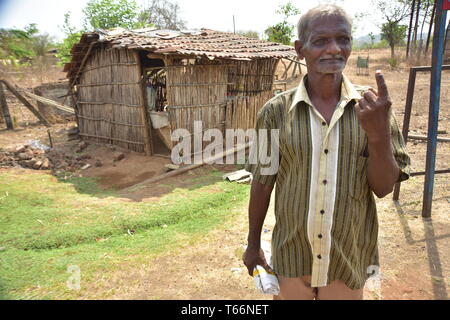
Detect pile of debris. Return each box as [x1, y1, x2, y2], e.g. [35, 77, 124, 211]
[0, 141, 100, 172]
[0, 144, 51, 170]
[0, 139, 129, 172]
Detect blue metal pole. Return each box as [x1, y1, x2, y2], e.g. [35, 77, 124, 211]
[422, 0, 448, 218]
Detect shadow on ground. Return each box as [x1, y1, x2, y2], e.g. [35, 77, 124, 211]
[394, 201, 449, 300]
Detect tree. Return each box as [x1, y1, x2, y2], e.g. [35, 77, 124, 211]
[82, 0, 144, 30]
[264, 2, 300, 45]
[56, 12, 83, 65]
[381, 22, 408, 59]
[138, 0, 186, 30]
[373, 0, 411, 59]
[0, 24, 40, 63]
[369, 32, 376, 47]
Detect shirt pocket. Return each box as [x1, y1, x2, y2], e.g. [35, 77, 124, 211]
[349, 156, 370, 201]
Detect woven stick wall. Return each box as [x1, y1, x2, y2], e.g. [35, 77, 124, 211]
[228, 59, 279, 96]
[166, 64, 228, 149]
[225, 90, 274, 131]
[77, 47, 150, 153]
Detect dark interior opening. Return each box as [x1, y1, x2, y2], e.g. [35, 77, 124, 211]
[139, 51, 171, 156]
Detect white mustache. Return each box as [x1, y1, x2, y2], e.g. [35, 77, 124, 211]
[319, 56, 345, 61]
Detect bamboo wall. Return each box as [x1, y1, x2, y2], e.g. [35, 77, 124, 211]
[225, 90, 274, 131]
[166, 64, 228, 147]
[228, 59, 279, 96]
[76, 47, 149, 153]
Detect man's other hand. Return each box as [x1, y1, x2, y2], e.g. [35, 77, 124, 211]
[243, 245, 274, 277]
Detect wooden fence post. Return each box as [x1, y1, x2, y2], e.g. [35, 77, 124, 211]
[0, 79, 51, 127]
[0, 82, 14, 130]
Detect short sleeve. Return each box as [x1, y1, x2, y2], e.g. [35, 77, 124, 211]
[390, 113, 411, 183]
[245, 101, 279, 187]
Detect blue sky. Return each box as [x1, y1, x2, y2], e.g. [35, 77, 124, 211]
[0, 0, 412, 41]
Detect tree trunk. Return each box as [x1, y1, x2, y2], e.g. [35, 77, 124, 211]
[390, 45, 395, 60]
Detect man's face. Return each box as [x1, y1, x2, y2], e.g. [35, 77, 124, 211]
[295, 15, 352, 75]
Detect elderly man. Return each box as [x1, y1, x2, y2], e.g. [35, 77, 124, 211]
[243, 4, 410, 300]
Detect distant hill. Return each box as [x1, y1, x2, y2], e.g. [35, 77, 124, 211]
[353, 33, 429, 47]
[353, 34, 382, 47]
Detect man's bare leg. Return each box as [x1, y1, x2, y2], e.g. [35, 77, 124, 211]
[273, 275, 316, 300]
[316, 280, 364, 300]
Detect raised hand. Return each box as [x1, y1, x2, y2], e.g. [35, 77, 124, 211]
[354, 70, 392, 142]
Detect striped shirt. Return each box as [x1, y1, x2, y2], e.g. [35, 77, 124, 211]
[245, 74, 411, 290]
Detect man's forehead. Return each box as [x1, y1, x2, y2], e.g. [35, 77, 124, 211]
[308, 16, 351, 38]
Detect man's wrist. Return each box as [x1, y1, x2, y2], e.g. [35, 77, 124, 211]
[367, 134, 394, 159]
[367, 132, 390, 146]
[247, 239, 261, 249]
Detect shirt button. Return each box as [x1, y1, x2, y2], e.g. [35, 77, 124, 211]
[320, 209, 325, 214]
[317, 254, 322, 259]
[324, 149, 329, 154]
[322, 121, 327, 126]
[318, 234, 323, 239]
[323, 179, 327, 185]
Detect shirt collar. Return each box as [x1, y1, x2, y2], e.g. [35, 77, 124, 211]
[288, 74, 362, 113]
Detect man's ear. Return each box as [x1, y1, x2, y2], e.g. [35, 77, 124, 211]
[294, 40, 305, 60]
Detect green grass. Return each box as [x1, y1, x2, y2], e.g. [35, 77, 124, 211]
[0, 169, 250, 299]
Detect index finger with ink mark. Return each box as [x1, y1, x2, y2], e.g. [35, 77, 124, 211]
[375, 70, 389, 99]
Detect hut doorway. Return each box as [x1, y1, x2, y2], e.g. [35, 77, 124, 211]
[139, 52, 172, 156]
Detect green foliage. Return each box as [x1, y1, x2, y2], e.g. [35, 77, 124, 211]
[265, 23, 294, 45]
[373, 0, 411, 58]
[381, 22, 407, 46]
[381, 21, 408, 58]
[388, 57, 398, 67]
[0, 23, 55, 66]
[55, 32, 83, 66]
[265, 1, 300, 45]
[236, 30, 260, 39]
[82, 0, 144, 30]
[368, 32, 376, 47]
[55, 12, 83, 66]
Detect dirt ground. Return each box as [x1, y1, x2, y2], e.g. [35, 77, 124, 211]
[0, 48, 449, 299]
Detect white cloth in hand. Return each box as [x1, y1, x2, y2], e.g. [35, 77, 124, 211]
[252, 240, 280, 295]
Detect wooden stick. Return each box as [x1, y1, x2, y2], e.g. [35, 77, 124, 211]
[47, 129, 53, 148]
[76, 81, 141, 87]
[123, 142, 251, 191]
[283, 57, 307, 67]
[65, 41, 97, 97]
[78, 132, 144, 144]
[22, 90, 75, 114]
[0, 79, 50, 127]
[0, 82, 14, 129]
[77, 115, 144, 127]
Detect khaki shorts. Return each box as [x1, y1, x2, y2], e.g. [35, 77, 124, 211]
[273, 275, 364, 300]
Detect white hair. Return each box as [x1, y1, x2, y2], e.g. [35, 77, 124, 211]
[297, 4, 353, 44]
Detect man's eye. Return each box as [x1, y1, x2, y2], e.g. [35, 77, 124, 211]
[314, 39, 326, 45]
[339, 37, 350, 43]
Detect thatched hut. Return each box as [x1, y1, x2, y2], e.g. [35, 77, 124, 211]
[64, 28, 297, 156]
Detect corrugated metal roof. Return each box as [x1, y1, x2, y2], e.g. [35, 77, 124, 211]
[64, 28, 297, 80]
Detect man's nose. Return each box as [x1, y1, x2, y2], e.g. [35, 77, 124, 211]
[326, 39, 341, 55]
